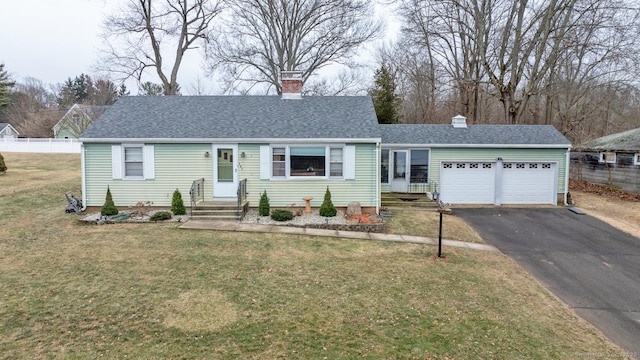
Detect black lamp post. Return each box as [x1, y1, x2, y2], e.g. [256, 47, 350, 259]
[432, 190, 444, 258]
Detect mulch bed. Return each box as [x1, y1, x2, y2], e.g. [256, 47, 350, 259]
[569, 179, 640, 202]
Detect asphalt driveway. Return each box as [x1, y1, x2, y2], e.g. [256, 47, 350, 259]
[455, 208, 640, 356]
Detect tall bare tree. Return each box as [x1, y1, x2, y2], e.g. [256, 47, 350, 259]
[207, 0, 382, 94]
[98, 0, 222, 95]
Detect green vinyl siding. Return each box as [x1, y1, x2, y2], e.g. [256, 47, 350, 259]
[55, 128, 77, 139]
[84, 143, 213, 207]
[429, 148, 569, 193]
[239, 143, 378, 208]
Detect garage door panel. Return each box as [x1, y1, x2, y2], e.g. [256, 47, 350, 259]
[502, 163, 555, 204]
[440, 162, 495, 204]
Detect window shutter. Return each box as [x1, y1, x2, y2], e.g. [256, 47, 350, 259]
[345, 145, 356, 180]
[111, 145, 122, 179]
[260, 146, 270, 179]
[143, 145, 155, 179]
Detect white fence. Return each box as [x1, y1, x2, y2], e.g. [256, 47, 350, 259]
[0, 138, 81, 153]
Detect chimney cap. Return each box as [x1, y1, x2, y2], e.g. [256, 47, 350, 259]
[281, 70, 303, 80]
[452, 115, 467, 128]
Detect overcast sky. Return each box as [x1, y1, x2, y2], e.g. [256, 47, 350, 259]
[0, 0, 397, 95]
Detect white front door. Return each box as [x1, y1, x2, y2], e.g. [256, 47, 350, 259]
[390, 150, 409, 192]
[213, 145, 238, 199]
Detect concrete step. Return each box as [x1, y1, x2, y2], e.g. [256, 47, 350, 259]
[190, 214, 242, 221]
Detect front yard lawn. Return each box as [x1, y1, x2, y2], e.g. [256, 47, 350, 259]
[0, 153, 624, 358]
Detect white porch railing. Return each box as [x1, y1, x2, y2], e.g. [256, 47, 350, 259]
[0, 138, 81, 153]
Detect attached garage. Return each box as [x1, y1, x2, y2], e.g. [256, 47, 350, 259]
[380, 116, 571, 206]
[440, 161, 557, 205]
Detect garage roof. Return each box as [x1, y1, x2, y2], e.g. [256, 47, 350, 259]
[380, 124, 571, 147]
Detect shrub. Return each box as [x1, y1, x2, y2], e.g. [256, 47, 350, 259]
[150, 211, 172, 221]
[259, 190, 270, 216]
[319, 186, 337, 217]
[100, 186, 119, 216]
[271, 209, 293, 222]
[0, 153, 6, 173]
[171, 188, 186, 215]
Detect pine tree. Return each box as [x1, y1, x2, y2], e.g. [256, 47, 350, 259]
[369, 65, 401, 124]
[259, 191, 270, 216]
[0, 63, 16, 108]
[319, 187, 337, 217]
[171, 188, 187, 215]
[0, 153, 7, 174]
[100, 186, 119, 216]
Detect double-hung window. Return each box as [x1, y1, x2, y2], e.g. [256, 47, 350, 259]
[329, 148, 343, 177]
[112, 144, 155, 180]
[599, 152, 616, 164]
[124, 146, 144, 177]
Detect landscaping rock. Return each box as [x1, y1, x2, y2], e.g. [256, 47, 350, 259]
[346, 201, 362, 216]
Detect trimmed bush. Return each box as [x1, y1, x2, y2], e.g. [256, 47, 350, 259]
[271, 209, 293, 222]
[150, 211, 172, 221]
[319, 186, 337, 217]
[0, 153, 6, 174]
[171, 189, 186, 215]
[259, 190, 270, 216]
[100, 186, 119, 216]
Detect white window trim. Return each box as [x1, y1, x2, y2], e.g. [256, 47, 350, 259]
[112, 144, 155, 180]
[599, 152, 616, 164]
[634, 153, 640, 165]
[260, 145, 355, 180]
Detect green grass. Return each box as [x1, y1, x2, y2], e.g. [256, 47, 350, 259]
[0, 152, 625, 359]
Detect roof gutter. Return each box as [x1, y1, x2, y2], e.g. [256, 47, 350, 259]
[79, 137, 383, 144]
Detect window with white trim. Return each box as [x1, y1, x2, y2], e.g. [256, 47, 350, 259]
[261, 145, 355, 180]
[112, 144, 155, 180]
[634, 153, 640, 165]
[599, 152, 616, 164]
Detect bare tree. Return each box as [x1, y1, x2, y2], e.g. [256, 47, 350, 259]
[207, 0, 382, 94]
[97, 0, 222, 95]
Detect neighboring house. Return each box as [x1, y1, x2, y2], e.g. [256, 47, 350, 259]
[79, 73, 571, 211]
[570, 127, 640, 194]
[380, 116, 571, 205]
[53, 104, 109, 139]
[0, 123, 19, 139]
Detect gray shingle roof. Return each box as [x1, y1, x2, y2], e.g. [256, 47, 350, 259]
[380, 124, 571, 146]
[80, 96, 381, 141]
[582, 127, 640, 151]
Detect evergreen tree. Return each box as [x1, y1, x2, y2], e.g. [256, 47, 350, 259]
[0, 153, 7, 174]
[0, 63, 16, 108]
[171, 189, 187, 215]
[369, 65, 400, 124]
[259, 191, 270, 216]
[319, 187, 337, 217]
[100, 186, 119, 216]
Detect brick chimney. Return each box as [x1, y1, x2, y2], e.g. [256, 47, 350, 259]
[281, 70, 303, 99]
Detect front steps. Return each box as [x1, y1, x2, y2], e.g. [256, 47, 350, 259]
[381, 193, 437, 209]
[190, 201, 248, 221]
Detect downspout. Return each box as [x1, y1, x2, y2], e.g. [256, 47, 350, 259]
[81, 143, 87, 211]
[376, 142, 381, 214]
[564, 147, 571, 206]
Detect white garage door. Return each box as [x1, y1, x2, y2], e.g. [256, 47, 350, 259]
[440, 162, 495, 204]
[502, 162, 555, 204]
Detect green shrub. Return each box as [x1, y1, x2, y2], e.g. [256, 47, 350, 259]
[171, 188, 186, 215]
[259, 190, 270, 216]
[319, 186, 337, 217]
[150, 211, 172, 221]
[100, 186, 119, 216]
[271, 209, 293, 221]
[0, 153, 6, 173]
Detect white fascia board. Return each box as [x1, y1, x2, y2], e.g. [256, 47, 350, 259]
[79, 137, 382, 144]
[383, 143, 571, 149]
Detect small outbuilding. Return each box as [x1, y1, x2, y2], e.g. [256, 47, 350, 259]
[571, 128, 640, 194]
[0, 123, 19, 139]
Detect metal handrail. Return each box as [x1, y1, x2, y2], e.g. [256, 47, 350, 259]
[189, 178, 205, 216]
[237, 178, 248, 220]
